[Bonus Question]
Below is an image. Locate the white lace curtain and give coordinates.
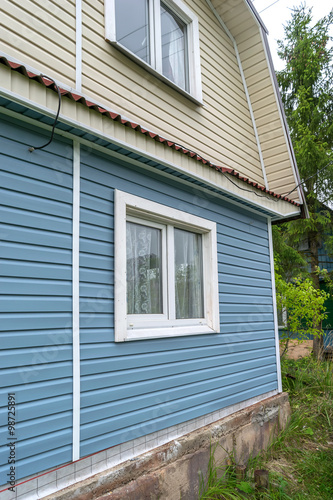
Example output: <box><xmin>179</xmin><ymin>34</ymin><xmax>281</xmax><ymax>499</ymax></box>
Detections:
<box><xmin>174</xmin><ymin>229</ymin><xmax>203</xmax><ymax>319</ymax></box>
<box><xmin>127</xmin><ymin>222</ymin><xmax>203</xmax><ymax>319</ymax></box>
<box><xmin>126</xmin><ymin>222</ymin><xmax>162</xmax><ymax>314</ymax></box>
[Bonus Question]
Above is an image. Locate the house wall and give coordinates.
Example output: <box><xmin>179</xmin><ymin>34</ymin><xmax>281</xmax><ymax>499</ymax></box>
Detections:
<box><xmin>0</xmin><ymin>66</ymin><xmax>300</xmax><ymax>221</ymax></box>
<box><xmin>1</xmin><ymin>0</ymin><xmax>266</xmax><ymax>186</ymax></box>
<box><xmin>0</xmin><ymin>0</ymin><xmax>304</xmax><ymax>205</ymax></box>
<box><xmin>211</xmin><ymin>0</ymin><xmax>301</xmax><ymax>203</ymax></box>
<box><xmin>1</xmin><ymin>0</ymin><xmax>76</xmax><ymax>88</ymax></box>
<box><xmin>0</xmin><ymin>115</ymin><xmax>279</xmax><ymax>485</ymax></box>
<box><xmin>81</xmin><ymin>0</ymin><xmax>263</xmax><ymax>183</ymax></box>
<box><xmin>0</xmin><ymin>118</ymin><xmax>74</xmax><ymax>480</ymax></box>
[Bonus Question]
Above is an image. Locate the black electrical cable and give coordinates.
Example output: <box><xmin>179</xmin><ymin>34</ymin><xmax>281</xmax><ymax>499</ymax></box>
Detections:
<box><xmin>28</xmin><ymin>75</ymin><xmax>61</xmax><ymax>152</ymax></box>
<box><xmin>220</xmin><ymin>170</ymin><xmax>280</xmax><ymax>202</ymax></box>
<box><xmin>173</xmin><ymin>143</ymin><xmax>281</xmax><ymax>202</ymax></box>
<box><xmin>174</xmin><ymin>142</ymin><xmax>333</xmax><ymax>206</ymax></box>
<box><xmin>283</xmin><ymin>160</ymin><xmax>333</xmax><ymax>198</ymax></box>
<box><xmin>25</xmin><ymin>73</ymin><xmax>322</xmax><ymax>207</ymax></box>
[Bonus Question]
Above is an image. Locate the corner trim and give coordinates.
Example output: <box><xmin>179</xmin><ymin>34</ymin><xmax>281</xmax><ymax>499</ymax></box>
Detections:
<box><xmin>268</xmin><ymin>219</ymin><xmax>282</xmax><ymax>393</ymax></box>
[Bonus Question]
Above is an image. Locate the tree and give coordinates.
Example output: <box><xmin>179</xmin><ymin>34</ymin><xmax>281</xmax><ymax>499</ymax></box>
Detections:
<box><xmin>276</xmin><ymin>5</ymin><xmax>333</xmax><ymax>358</ymax></box>
<box><xmin>272</xmin><ymin>225</ymin><xmax>308</xmax><ymax>282</ymax></box>
<box><xmin>275</xmin><ymin>270</ymin><xmax>328</xmax><ymax>357</ymax></box>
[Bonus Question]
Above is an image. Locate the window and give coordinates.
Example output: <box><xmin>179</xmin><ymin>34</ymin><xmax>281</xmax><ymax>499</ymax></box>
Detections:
<box><xmin>114</xmin><ymin>190</ymin><xmax>219</xmax><ymax>341</ymax></box>
<box><xmin>105</xmin><ymin>0</ymin><xmax>202</xmax><ymax>102</ymax></box>
<box><xmin>277</xmin><ymin>306</ymin><xmax>287</xmax><ymax>330</ymax></box>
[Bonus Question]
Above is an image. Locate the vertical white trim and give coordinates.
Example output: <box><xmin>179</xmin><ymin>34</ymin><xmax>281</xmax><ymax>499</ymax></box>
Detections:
<box><xmin>151</xmin><ymin>0</ymin><xmax>159</xmax><ymax>69</ymax></box>
<box><xmin>167</xmin><ymin>225</ymin><xmax>176</xmax><ymax>320</ymax></box>
<box><xmin>76</xmin><ymin>0</ymin><xmax>82</xmax><ymax>92</ymax></box>
<box><xmin>114</xmin><ymin>190</ymin><xmax>127</xmax><ymax>342</ymax></box>
<box><xmin>105</xmin><ymin>0</ymin><xmax>116</xmax><ymax>42</ymax></box>
<box><xmin>268</xmin><ymin>218</ymin><xmax>283</xmax><ymax>393</ymax></box>
<box><xmin>72</xmin><ymin>142</ymin><xmax>81</xmax><ymax>460</ymax></box>
<box><xmin>205</xmin><ymin>0</ymin><xmax>268</xmax><ymax>190</ymax></box>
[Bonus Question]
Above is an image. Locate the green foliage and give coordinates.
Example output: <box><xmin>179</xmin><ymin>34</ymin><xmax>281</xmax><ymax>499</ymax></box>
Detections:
<box><xmin>272</xmin><ymin>225</ymin><xmax>308</xmax><ymax>281</ymax></box>
<box><xmin>275</xmin><ymin>270</ymin><xmax>328</xmax><ymax>342</ymax></box>
<box><xmin>198</xmin><ymin>447</ymin><xmax>243</xmax><ymax>499</ymax></box>
<box><xmin>199</xmin><ymin>357</ymin><xmax>333</xmax><ymax>500</ymax></box>
<box><xmin>277</xmin><ymin>5</ymin><xmax>333</xmax><ymax>201</ymax></box>
<box><xmin>275</xmin><ymin>6</ymin><xmax>333</xmax><ymax>310</ymax></box>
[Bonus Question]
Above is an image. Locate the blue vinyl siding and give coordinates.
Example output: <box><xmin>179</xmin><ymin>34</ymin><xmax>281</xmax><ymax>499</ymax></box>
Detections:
<box><xmin>79</xmin><ymin>146</ymin><xmax>278</xmax><ymax>457</ymax></box>
<box><xmin>0</xmin><ymin>117</ymin><xmax>73</xmax><ymax>483</ymax></box>
<box><xmin>0</xmin><ymin>115</ymin><xmax>278</xmax><ymax>484</ymax></box>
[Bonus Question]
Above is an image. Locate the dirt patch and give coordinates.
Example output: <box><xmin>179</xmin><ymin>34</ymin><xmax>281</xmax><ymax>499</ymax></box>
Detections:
<box><xmin>280</xmin><ymin>340</ymin><xmax>313</xmax><ymax>360</ymax></box>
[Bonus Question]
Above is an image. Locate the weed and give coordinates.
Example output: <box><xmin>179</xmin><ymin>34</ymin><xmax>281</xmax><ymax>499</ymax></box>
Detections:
<box><xmin>199</xmin><ymin>356</ymin><xmax>333</xmax><ymax>500</ymax></box>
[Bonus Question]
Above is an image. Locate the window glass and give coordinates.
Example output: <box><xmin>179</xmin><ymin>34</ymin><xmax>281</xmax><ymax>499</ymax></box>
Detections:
<box><xmin>126</xmin><ymin>222</ymin><xmax>163</xmax><ymax>314</ymax></box>
<box><xmin>174</xmin><ymin>229</ymin><xmax>203</xmax><ymax>319</ymax></box>
<box><xmin>115</xmin><ymin>0</ymin><xmax>150</xmax><ymax>63</ymax></box>
<box><xmin>160</xmin><ymin>2</ymin><xmax>187</xmax><ymax>90</ymax></box>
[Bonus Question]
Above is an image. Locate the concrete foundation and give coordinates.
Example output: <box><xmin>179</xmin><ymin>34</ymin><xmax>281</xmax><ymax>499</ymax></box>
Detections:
<box><xmin>44</xmin><ymin>393</ymin><xmax>290</xmax><ymax>500</ymax></box>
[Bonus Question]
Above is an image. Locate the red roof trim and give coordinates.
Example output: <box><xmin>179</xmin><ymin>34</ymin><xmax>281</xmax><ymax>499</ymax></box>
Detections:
<box><xmin>0</xmin><ymin>56</ymin><xmax>300</xmax><ymax>207</ymax></box>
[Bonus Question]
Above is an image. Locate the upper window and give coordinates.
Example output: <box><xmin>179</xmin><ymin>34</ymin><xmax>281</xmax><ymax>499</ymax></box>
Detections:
<box><xmin>114</xmin><ymin>190</ymin><xmax>219</xmax><ymax>341</ymax></box>
<box><xmin>105</xmin><ymin>0</ymin><xmax>202</xmax><ymax>102</ymax></box>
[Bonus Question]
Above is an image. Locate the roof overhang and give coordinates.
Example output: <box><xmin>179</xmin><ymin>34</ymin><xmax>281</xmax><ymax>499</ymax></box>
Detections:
<box><xmin>207</xmin><ymin>0</ymin><xmax>308</xmax><ymax>219</ymax></box>
<box><xmin>0</xmin><ymin>55</ymin><xmax>304</xmax><ymax>222</ymax></box>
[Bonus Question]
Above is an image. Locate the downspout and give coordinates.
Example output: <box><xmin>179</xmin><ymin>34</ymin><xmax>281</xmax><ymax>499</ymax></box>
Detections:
<box><xmin>205</xmin><ymin>0</ymin><xmax>269</xmax><ymax>191</ymax></box>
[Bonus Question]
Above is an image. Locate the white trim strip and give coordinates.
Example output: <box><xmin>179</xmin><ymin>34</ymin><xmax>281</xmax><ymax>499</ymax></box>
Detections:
<box><xmin>205</xmin><ymin>0</ymin><xmax>269</xmax><ymax>191</ymax></box>
<box><xmin>268</xmin><ymin>219</ymin><xmax>282</xmax><ymax>393</ymax></box>
<box><xmin>76</xmin><ymin>0</ymin><xmax>82</xmax><ymax>92</ymax></box>
<box><xmin>72</xmin><ymin>141</ymin><xmax>81</xmax><ymax>461</ymax></box>
<box><xmin>0</xmin><ymin>95</ymin><xmax>300</xmax><ymax>221</ymax></box>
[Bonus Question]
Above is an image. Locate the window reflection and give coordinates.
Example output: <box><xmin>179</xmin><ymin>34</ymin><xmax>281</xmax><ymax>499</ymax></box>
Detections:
<box><xmin>161</xmin><ymin>3</ymin><xmax>188</xmax><ymax>90</ymax></box>
<box><xmin>115</xmin><ymin>0</ymin><xmax>150</xmax><ymax>63</ymax></box>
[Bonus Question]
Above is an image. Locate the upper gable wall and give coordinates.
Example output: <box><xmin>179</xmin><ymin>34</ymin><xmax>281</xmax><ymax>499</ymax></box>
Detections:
<box><xmin>81</xmin><ymin>0</ymin><xmax>264</xmax><ymax>184</ymax></box>
<box><xmin>212</xmin><ymin>0</ymin><xmax>301</xmax><ymax>203</ymax></box>
<box><xmin>0</xmin><ymin>0</ymin><xmax>266</xmax><ymax>187</ymax></box>
<box><xmin>1</xmin><ymin>0</ymin><xmax>76</xmax><ymax>88</ymax></box>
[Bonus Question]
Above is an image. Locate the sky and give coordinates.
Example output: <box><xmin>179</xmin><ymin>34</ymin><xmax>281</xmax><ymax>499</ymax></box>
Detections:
<box><xmin>251</xmin><ymin>0</ymin><xmax>333</xmax><ymax>70</ymax></box>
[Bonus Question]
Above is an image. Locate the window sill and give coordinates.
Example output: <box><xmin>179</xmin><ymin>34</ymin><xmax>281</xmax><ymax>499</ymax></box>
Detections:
<box><xmin>108</xmin><ymin>41</ymin><xmax>203</xmax><ymax>106</ymax></box>
<box><xmin>124</xmin><ymin>323</ymin><xmax>219</xmax><ymax>341</ymax></box>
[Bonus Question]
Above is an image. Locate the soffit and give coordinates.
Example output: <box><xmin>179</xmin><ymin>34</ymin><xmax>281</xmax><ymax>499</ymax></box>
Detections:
<box><xmin>0</xmin><ymin>55</ymin><xmax>301</xmax><ymax>212</ymax></box>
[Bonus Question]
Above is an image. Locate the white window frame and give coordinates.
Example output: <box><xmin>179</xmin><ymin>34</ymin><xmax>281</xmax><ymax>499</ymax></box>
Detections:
<box><xmin>105</xmin><ymin>0</ymin><xmax>203</xmax><ymax>104</ymax></box>
<box><xmin>114</xmin><ymin>190</ymin><xmax>219</xmax><ymax>341</ymax></box>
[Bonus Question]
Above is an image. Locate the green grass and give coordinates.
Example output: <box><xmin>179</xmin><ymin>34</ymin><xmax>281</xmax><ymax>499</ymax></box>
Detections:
<box><xmin>199</xmin><ymin>355</ymin><xmax>333</xmax><ymax>499</ymax></box>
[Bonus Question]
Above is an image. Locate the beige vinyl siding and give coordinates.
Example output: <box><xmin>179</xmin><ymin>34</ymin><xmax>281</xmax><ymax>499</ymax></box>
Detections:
<box><xmin>1</xmin><ymin>0</ymin><xmax>76</xmax><ymax>87</ymax></box>
<box><xmin>0</xmin><ymin>63</ymin><xmax>300</xmax><ymax>219</ymax></box>
<box><xmin>0</xmin><ymin>0</ymin><xmax>303</xmax><ymax>202</ymax></box>
<box><xmin>238</xmin><ymin>44</ymin><xmax>299</xmax><ymax>199</ymax></box>
<box><xmin>81</xmin><ymin>0</ymin><xmax>264</xmax><ymax>184</ymax></box>
<box><xmin>213</xmin><ymin>0</ymin><xmax>300</xmax><ymax>203</ymax></box>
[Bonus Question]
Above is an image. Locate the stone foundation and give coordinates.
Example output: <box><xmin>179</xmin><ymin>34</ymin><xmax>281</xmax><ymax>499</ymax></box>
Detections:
<box><xmin>43</xmin><ymin>393</ymin><xmax>290</xmax><ymax>500</ymax></box>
